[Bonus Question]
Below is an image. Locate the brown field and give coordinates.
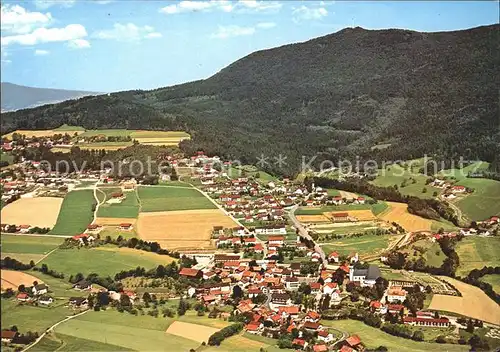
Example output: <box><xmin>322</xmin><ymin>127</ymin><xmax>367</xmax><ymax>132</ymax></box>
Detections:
<box><xmin>1</xmin><ymin>252</ymin><xmax>44</xmax><ymax>263</ymax></box>
<box><xmin>1</xmin><ymin>269</ymin><xmax>43</xmax><ymax>291</ymax></box>
<box><xmin>296</xmin><ymin>215</ymin><xmax>331</xmax><ymax>223</ymax></box>
<box><xmin>428</xmin><ymin>276</ymin><xmax>500</xmax><ymax>325</ymax></box>
<box><xmin>325</xmin><ymin>210</ymin><xmax>376</xmax><ymax>221</ymax></box>
<box><xmin>94</xmin><ymin>218</ymin><xmax>137</xmax><ymax>226</ymax></box>
<box><xmin>1</xmin><ymin>197</ymin><xmax>63</xmax><ymax>227</ymax></box>
<box><xmin>137</xmin><ymin>209</ymin><xmax>237</xmax><ymax>250</ymax></box>
<box><xmin>339</xmin><ymin>190</ymin><xmax>358</xmax><ymax>199</ymax></box>
<box><xmin>3</xmin><ymin>129</ymin><xmax>83</xmax><ymax>139</ymax></box>
<box><xmin>377</xmin><ymin>202</ymin><xmax>432</xmax><ymax>232</ymax></box>
<box><xmin>166</xmin><ymin>321</ymin><xmax>219</xmax><ymax>343</ymax></box>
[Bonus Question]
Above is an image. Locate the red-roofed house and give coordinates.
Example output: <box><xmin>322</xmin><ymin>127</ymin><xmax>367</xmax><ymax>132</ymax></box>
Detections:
<box><xmin>245</xmin><ymin>322</ymin><xmax>263</xmax><ymax>334</ymax></box>
<box><xmin>292</xmin><ymin>338</ymin><xmax>308</xmax><ymax>350</ymax></box>
<box><xmin>16</xmin><ymin>293</ymin><xmax>29</xmax><ymax>302</ymax></box>
<box><xmin>328</xmin><ymin>251</ymin><xmax>340</xmax><ymax>263</ymax></box>
<box><xmin>313</xmin><ymin>344</ymin><xmax>328</xmax><ymax>352</ymax></box>
<box><xmin>179</xmin><ymin>268</ymin><xmax>202</xmax><ymax>279</ymax></box>
<box><xmin>119</xmin><ymin>223</ymin><xmax>133</xmax><ymax>231</ymax></box>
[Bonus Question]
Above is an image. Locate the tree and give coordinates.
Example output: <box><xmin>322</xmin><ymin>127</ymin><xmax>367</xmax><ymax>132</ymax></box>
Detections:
<box><xmin>18</xmin><ymin>284</ymin><xmax>26</xmax><ymax>292</ymax></box>
<box><xmin>177</xmin><ymin>298</ymin><xmax>188</xmax><ymax>316</ymax></box>
<box><xmin>412</xmin><ymin>331</ymin><xmax>424</xmax><ymax>341</ymax></box>
<box><xmin>143</xmin><ymin>292</ymin><xmax>152</xmax><ymax>303</ymax></box>
<box><xmin>232</xmin><ymin>285</ymin><xmax>243</xmax><ymax>301</ymax></box>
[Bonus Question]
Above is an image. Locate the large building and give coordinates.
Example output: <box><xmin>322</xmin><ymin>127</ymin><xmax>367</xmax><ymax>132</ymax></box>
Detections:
<box><xmin>349</xmin><ymin>264</ymin><xmax>381</xmax><ymax>287</ymax></box>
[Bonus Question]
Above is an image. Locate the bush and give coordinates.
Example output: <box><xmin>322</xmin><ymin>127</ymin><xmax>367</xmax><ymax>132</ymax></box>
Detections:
<box><xmin>207</xmin><ymin>323</ymin><xmax>244</xmax><ymax>346</ymax></box>
<box><xmin>412</xmin><ymin>330</ymin><xmax>424</xmax><ymax>341</ymax></box>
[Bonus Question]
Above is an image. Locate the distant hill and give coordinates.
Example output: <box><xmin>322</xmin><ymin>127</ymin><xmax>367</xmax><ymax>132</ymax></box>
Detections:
<box><xmin>2</xmin><ymin>24</ymin><xmax>499</xmax><ymax>175</ymax></box>
<box><xmin>1</xmin><ymin>82</ymin><xmax>101</xmax><ymax>112</ymax></box>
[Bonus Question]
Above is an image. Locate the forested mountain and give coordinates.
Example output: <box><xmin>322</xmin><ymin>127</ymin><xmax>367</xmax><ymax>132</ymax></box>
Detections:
<box><xmin>2</xmin><ymin>25</ymin><xmax>499</xmax><ymax>175</ymax></box>
<box><xmin>1</xmin><ymin>83</ymin><xmax>100</xmax><ymax>112</ymax></box>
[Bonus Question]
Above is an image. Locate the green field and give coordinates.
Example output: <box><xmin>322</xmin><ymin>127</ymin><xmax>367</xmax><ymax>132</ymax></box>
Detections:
<box><xmin>401</xmin><ymin>239</ymin><xmax>446</xmax><ymax>268</ymax></box>
<box><xmin>455</xmin><ymin>178</ymin><xmax>500</xmax><ymax>221</ymax></box>
<box><xmin>296</xmin><ymin>203</ymin><xmax>377</xmax><ymax>215</ymax></box>
<box><xmin>321</xmin><ymin>234</ymin><xmax>391</xmax><ymax>257</ymax></box>
<box><xmin>137</xmin><ymin>186</ymin><xmax>216</xmax><ymax>212</ymax></box>
<box><xmin>227</xmin><ymin>165</ymin><xmax>279</xmax><ymax>182</ymax></box>
<box><xmin>315</xmin><ymin>224</ymin><xmax>383</xmax><ymax>237</ymax></box>
<box><xmin>437</xmin><ymin>161</ymin><xmax>490</xmax><ymax>181</ymax></box>
<box><xmin>1</xmin><ymin>235</ymin><xmax>63</xmax><ymax>255</ymax></box>
<box><xmin>96</xmin><ymin>188</ymin><xmax>139</xmax><ymax>218</ymax></box>
<box><xmin>54</xmin><ymin>124</ymin><xmax>86</xmax><ymax>132</ymax></box>
<box><xmin>455</xmin><ymin>237</ymin><xmax>500</xmax><ymax>276</ymax></box>
<box><xmin>0</xmin><ymin>151</ymin><xmax>14</xmax><ymax>165</ymax></box>
<box><xmin>481</xmin><ymin>274</ymin><xmax>500</xmax><ymax>293</ymax></box>
<box><xmin>31</xmin><ymin>332</ymin><xmax>133</xmax><ymax>352</ymax></box>
<box><xmin>39</xmin><ymin>246</ymin><xmax>176</xmax><ymax>277</ymax></box>
<box><xmin>321</xmin><ymin>320</ymin><xmax>468</xmax><ymax>352</ymax></box>
<box><xmin>50</xmin><ymin>190</ymin><xmax>95</xmax><ymax>236</ymax></box>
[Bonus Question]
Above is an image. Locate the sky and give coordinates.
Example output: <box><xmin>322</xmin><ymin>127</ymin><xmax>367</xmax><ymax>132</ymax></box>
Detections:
<box><xmin>1</xmin><ymin>0</ymin><xmax>498</xmax><ymax>92</ymax></box>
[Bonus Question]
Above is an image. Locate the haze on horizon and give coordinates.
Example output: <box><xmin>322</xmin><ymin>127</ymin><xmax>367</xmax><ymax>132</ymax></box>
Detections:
<box><xmin>1</xmin><ymin>0</ymin><xmax>498</xmax><ymax>92</ymax></box>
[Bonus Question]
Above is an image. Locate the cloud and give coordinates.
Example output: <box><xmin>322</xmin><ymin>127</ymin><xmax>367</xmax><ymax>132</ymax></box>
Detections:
<box><xmin>1</xmin><ymin>4</ymin><xmax>53</xmax><ymax>34</ymax></box>
<box><xmin>1</xmin><ymin>24</ymin><xmax>88</xmax><ymax>46</ymax></box>
<box><xmin>34</xmin><ymin>49</ymin><xmax>50</xmax><ymax>55</ymax></box>
<box><xmin>68</xmin><ymin>38</ymin><xmax>90</xmax><ymax>48</ymax></box>
<box><xmin>210</xmin><ymin>25</ymin><xmax>255</xmax><ymax>39</ymax></box>
<box><xmin>93</xmin><ymin>23</ymin><xmax>162</xmax><ymax>42</ymax></box>
<box><xmin>160</xmin><ymin>0</ymin><xmax>281</xmax><ymax>15</ymax></box>
<box><xmin>256</xmin><ymin>22</ymin><xmax>276</xmax><ymax>29</ymax></box>
<box><xmin>34</xmin><ymin>0</ymin><xmax>76</xmax><ymax>10</ymax></box>
<box><xmin>292</xmin><ymin>5</ymin><xmax>328</xmax><ymax>22</ymax></box>
<box><xmin>1</xmin><ymin>50</ymin><xmax>11</xmax><ymax>64</ymax></box>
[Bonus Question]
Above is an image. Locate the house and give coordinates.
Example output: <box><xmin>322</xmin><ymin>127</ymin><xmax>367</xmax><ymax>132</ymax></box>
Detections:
<box><xmin>328</xmin><ymin>251</ymin><xmax>340</xmax><ymax>263</ymax></box>
<box><xmin>69</xmin><ymin>297</ymin><xmax>88</xmax><ymax>308</ymax></box>
<box><xmin>270</xmin><ymin>293</ymin><xmax>291</xmax><ymax>309</ymax></box>
<box><xmin>18</xmin><ymin>224</ymin><xmax>31</xmax><ymax>233</ymax></box>
<box><xmin>349</xmin><ymin>264</ymin><xmax>381</xmax><ymax>287</ymax></box>
<box><xmin>304</xmin><ymin>311</ymin><xmax>321</xmax><ymax>323</ymax></box>
<box><xmin>403</xmin><ymin>315</ymin><xmax>450</xmax><ymax>327</ymax></box>
<box><xmin>386</xmin><ymin>286</ymin><xmax>407</xmax><ymax>303</ymax></box>
<box><xmin>16</xmin><ymin>293</ymin><xmax>29</xmax><ymax>302</ymax></box>
<box><xmin>245</xmin><ymin>322</ymin><xmax>263</xmax><ymax>334</ymax></box>
<box><xmin>277</xmin><ymin>305</ymin><xmax>300</xmax><ymax>318</ymax></box>
<box><xmin>86</xmin><ymin>224</ymin><xmax>102</xmax><ymax>233</ymax></box>
<box><xmin>292</xmin><ymin>338</ymin><xmax>308</xmax><ymax>350</ymax></box>
<box><xmin>32</xmin><ymin>283</ymin><xmax>48</xmax><ymax>296</ymax></box>
<box><xmin>255</xmin><ymin>227</ymin><xmax>286</xmax><ymax>235</ymax></box>
<box><xmin>73</xmin><ymin>280</ymin><xmax>92</xmax><ymax>291</ymax></box>
<box><xmin>303</xmin><ymin>321</ymin><xmax>322</xmax><ymax>331</ymax></box>
<box><xmin>451</xmin><ymin>185</ymin><xmax>466</xmax><ymax>193</ymax></box>
<box><xmin>331</xmin><ymin>213</ymin><xmax>350</xmax><ymax>222</ymax></box>
<box><xmin>179</xmin><ymin>268</ymin><xmax>202</xmax><ymax>279</ymax></box>
<box><xmin>38</xmin><ymin>296</ymin><xmax>54</xmax><ymax>305</ymax></box>
<box><xmin>1</xmin><ymin>330</ymin><xmax>17</xmax><ymax>343</ymax></box>
<box><xmin>343</xmin><ymin>334</ymin><xmax>364</xmax><ymax>351</ymax></box>
<box><xmin>317</xmin><ymin>329</ymin><xmax>334</xmax><ymax>343</ymax></box>
<box><xmin>284</xmin><ymin>276</ymin><xmax>300</xmax><ymax>290</ymax></box>
<box><xmin>313</xmin><ymin>344</ymin><xmax>328</xmax><ymax>352</ymax></box>
<box><xmin>323</xmin><ymin>282</ymin><xmax>338</xmax><ymax>296</ymax></box>
<box><xmin>387</xmin><ymin>304</ymin><xmax>405</xmax><ymax>315</ymax></box>
<box><xmin>119</xmin><ymin>223</ymin><xmax>133</xmax><ymax>231</ymax></box>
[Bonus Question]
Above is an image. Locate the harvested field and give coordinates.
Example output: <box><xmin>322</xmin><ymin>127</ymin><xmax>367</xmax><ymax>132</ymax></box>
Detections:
<box><xmin>166</xmin><ymin>321</ymin><xmax>219</xmax><ymax>343</ymax></box>
<box><xmin>296</xmin><ymin>215</ymin><xmax>331</xmax><ymax>223</ymax></box>
<box><xmin>377</xmin><ymin>202</ymin><xmax>432</xmax><ymax>232</ymax></box>
<box><xmin>325</xmin><ymin>210</ymin><xmax>376</xmax><ymax>221</ymax></box>
<box><xmin>428</xmin><ymin>276</ymin><xmax>500</xmax><ymax>325</ymax></box>
<box><xmin>1</xmin><ymin>269</ymin><xmax>43</xmax><ymax>290</ymax></box>
<box><xmin>339</xmin><ymin>190</ymin><xmax>358</xmax><ymax>200</ymax></box>
<box><xmin>94</xmin><ymin>217</ymin><xmax>137</xmax><ymax>226</ymax></box>
<box><xmin>137</xmin><ymin>209</ymin><xmax>237</xmax><ymax>250</ymax></box>
<box><xmin>3</xmin><ymin>129</ymin><xmax>83</xmax><ymax>139</ymax></box>
<box><xmin>1</xmin><ymin>197</ymin><xmax>63</xmax><ymax>228</ymax></box>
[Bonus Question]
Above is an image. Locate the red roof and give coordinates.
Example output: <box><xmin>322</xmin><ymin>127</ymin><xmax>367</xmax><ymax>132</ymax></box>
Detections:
<box><xmin>245</xmin><ymin>323</ymin><xmax>261</xmax><ymax>331</ymax></box>
<box><xmin>16</xmin><ymin>293</ymin><xmax>28</xmax><ymax>299</ymax></box>
<box><xmin>346</xmin><ymin>335</ymin><xmax>362</xmax><ymax>347</ymax></box>
<box><xmin>318</xmin><ymin>330</ymin><xmax>329</xmax><ymax>337</ymax></box>
<box><xmin>370</xmin><ymin>300</ymin><xmax>382</xmax><ymax>309</ymax></box>
<box><xmin>332</xmin><ymin>212</ymin><xmax>349</xmax><ymax>217</ymax></box>
<box><xmin>72</xmin><ymin>233</ymin><xmax>89</xmax><ymax>240</ymax></box>
<box><xmin>307</xmin><ymin>311</ymin><xmax>321</xmax><ymax>319</ymax></box>
<box><xmin>1</xmin><ymin>330</ymin><xmax>17</xmax><ymax>339</ymax></box>
<box><xmin>403</xmin><ymin>316</ymin><xmax>449</xmax><ymax>324</ymax></box>
<box><xmin>87</xmin><ymin>224</ymin><xmax>100</xmax><ymax>230</ymax></box>
<box><xmin>268</xmin><ymin>236</ymin><xmax>284</xmax><ymax>241</ymax></box>
<box><xmin>328</xmin><ymin>251</ymin><xmax>339</xmax><ymax>258</ymax></box>
<box><xmin>313</xmin><ymin>345</ymin><xmax>328</xmax><ymax>352</ymax></box>
<box><xmin>119</xmin><ymin>223</ymin><xmax>132</xmax><ymax>227</ymax></box>
<box><xmin>278</xmin><ymin>306</ymin><xmax>299</xmax><ymax>315</ymax></box>
<box><xmin>179</xmin><ymin>268</ymin><xmax>201</xmax><ymax>277</ymax></box>
<box><xmin>310</xmin><ymin>282</ymin><xmax>321</xmax><ymax>289</ymax></box>
<box><xmin>292</xmin><ymin>338</ymin><xmax>306</xmax><ymax>347</ymax></box>
<box><xmin>340</xmin><ymin>346</ymin><xmax>355</xmax><ymax>352</ymax></box>
<box><xmin>303</xmin><ymin>321</ymin><xmax>320</xmax><ymax>330</ymax></box>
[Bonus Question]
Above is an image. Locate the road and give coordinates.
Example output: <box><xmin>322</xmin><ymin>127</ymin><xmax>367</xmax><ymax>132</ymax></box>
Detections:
<box><xmin>288</xmin><ymin>205</ymin><xmax>327</xmax><ymax>267</ymax></box>
<box><xmin>22</xmin><ymin>309</ymin><xmax>89</xmax><ymax>352</ymax></box>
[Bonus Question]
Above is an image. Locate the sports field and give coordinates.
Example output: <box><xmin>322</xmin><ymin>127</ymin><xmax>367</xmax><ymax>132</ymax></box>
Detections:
<box><xmin>1</xmin><ymin>197</ymin><xmax>63</xmax><ymax>228</ymax></box>
<box><xmin>377</xmin><ymin>202</ymin><xmax>432</xmax><ymax>232</ymax></box>
<box><xmin>455</xmin><ymin>178</ymin><xmax>500</xmax><ymax>221</ymax></box>
<box><xmin>455</xmin><ymin>237</ymin><xmax>500</xmax><ymax>276</ymax></box>
<box><xmin>320</xmin><ymin>319</ymin><xmax>467</xmax><ymax>352</ymax></box>
<box><xmin>1</xmin><ymin>269</ymin><xmax>43</xmax><ymax>290</ymax></box>
<box><xmin>96</xmin><ymin>187</ymin><xmax>139</xmax><ymax>218</ymax></box>
<box><xmin>137</xmin><ymin>209</ymin><xmax>237</xmax><ymax>250</ymax></box>
<box><xmin>137</xmin><ymin>186</ymin><xmax>216</xmax><ymax>212</ymax></box>
<box><xmin>50</xmin><ymin>190</ymin><xmax>95</xmax><ymax>236</ymax></box>
<box><xmin>39</xmin><ymin>246</ymin><xmax>176</xmax><ymax>277</ymax></box>
<box><xmin>429</xmin><ymin>276</ymin><xmax>500</xmax><ymax>325</ymax></box>
<box><xmin>1</xmin><ymin>235</ymin><xmax>63</xmax><ymax>263</ymax></box>
<box><xmin>321</xmin><ymin>234</ymin><xmax>390</xmax><ymax>257</ymax></box>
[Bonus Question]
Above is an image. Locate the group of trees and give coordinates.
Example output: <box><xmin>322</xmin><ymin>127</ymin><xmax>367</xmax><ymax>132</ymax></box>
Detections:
<box><xmin>460</xmin><ymin>266</ymin><xmax>500</xmax><ymax>304</ymax></box>
<box><xmin>101</xmin><ymin>235</ymin><xmax>181</xmax><ymax>258</ymax></box>
<box><xmin>32</xmin><ymin>263</ymin><xmax>64</xmax><ymax>279</ymax></box>
<box><xmin>207</xmin><ymin>323</ymin><xmax>244</xmax><ymax>346</ymax></box>
<box><xmin>0</xmin><ymin>257</ymin><xmax>34</xmax><ymax>271</ymax></box>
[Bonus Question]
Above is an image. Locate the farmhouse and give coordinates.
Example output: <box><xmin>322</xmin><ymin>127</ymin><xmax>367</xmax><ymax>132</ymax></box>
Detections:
<box><xmin>32</xmin><ymin>283</ymin><xmax>48</xmax><ymax>296</ymax></box>
<box><xmin>16</xmin><ymin>293</ymin><xmax>29</xmax><ymax>302</ymax></box>
<box><xmin>69</xmin><ymin>297</ymin><xmax>88</xmax><ymax>308</ymax></box>
<box><xmin>39</xmin><ymin>296</ymin><xmax>54</xmax><ymax>305</ymax></box>
<box><xmin>119</xmin><ymin>223</ymin><xmax>133</xmax><ymax>231</ymax></box>
<box><xmin>1</xmin><ymin>330</ymin><xmax>17</xmax><ymax>343</ymax></box>
<box><xmin>179</xmin><ymin>268</ymin><xmax>202</xmax><ymax>279</ymax></box>
<box><xmin>328</xmin><ymin>251</ymin><xmax>340</xmax><ymax>263</ymax></box>
<box><xmin>73</xmin><ymin>280</ymin><xmax>92</xmax><ymax>291</ymax></box>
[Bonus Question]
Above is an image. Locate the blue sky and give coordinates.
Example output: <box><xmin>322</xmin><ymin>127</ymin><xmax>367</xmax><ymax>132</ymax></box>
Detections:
<box><xmin>1</xmin><ymin>0</ymin><xmax>498</xmax><ymax>92</ymax></box>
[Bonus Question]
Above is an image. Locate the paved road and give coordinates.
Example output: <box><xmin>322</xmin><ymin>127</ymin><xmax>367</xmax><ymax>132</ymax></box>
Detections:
<box><xmin>288</xmin><ymin>205</ymin><xmax>327</xmax><ymax>267</ymax></box>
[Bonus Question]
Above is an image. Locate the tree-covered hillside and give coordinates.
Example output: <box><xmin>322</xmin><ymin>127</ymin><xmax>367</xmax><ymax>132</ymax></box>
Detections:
<box><xmin>2</xmin><ymin>24</ymin><xmax>499</xmax><ymax>175</ymax></box>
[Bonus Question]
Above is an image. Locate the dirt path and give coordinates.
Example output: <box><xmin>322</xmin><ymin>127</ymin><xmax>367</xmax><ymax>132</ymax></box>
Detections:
<box><xmin>35</xmin><ymin>247</ymin><xmax>59</xmax><ymax>265</ymax></box>
<box><xmin>91</xmin><ymin>186</ymin><xmax>106</xmax><ymax>225</ymax></box>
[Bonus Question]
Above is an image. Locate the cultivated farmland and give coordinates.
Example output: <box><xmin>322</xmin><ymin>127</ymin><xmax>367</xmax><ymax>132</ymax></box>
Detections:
<box><xmin>1</xmin><ymin>235</ymin><xmax>63</xmax><ymax>263</ymax></box>
<box><xmin>429</xmin><ymin>276</ymin><xmax>500</xmax><ymax>325</ymax></box>
<box><xmin>50</xmin><ymin>190</ymin><xmax>95</xmax><ymax>236</ymax></box>
<box><xmin>96</xmin><ymin>187</ymin><xmax>139</xmax><ymax>218</ymax></box>
<box><xmin>455</xmin><ymin>237</ymin><xmax>500</xmax><ymax>276</ymax></box>
<box><xmin>1</xmin><ymin>269</ymin><xmax>43</xmax><ymax>290</ymax></box>
<box><xmin>2</xmin><ymin>125</ymin><xmax>85</xmax><ymax>139</ymax></box>
<box><xmin>377</xmin><ymin>202</ymin><xmax>432</xmax><ymax>232</ymax></box>
<box><xmin>166</xmin><ymin>321</ymin><xmax>218</xmax><ymax>343</ymax></box>
<box><xmin>137</xmin><ymin>186</ymin><xmax>216</xmax><ymax>212</ymax></box>
<box><xmin>137</xmin><ymin>209</ymin><xmax>237</xmax><ymax>250</ymax></box>
<box><xmin>1</xmin><ymin>197</ymin><xmax>63</xmax><ymax>228</ymax></box>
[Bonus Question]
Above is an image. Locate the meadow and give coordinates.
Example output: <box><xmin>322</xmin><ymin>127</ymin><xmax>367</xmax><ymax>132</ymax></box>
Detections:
<box><xmin>137</xmin><ymin>186</ymin><xmax>216</xmax><ymax>212</ymax></box>
<box><xmin>0</xmin><ymin>235</ymin><xmax>64</xmax><ymax>262</ymax></box>
<box><xmin>96</xmin><ymin>187</ymin><xmax>139</xmax><ymax>218</ymax></box>
<box><xmin>320</xmin><ymin>319</ymin><xmax>468</xmax><ymax>352</ymax></box>
<box><xmin>39</xmin><ymin>246</ymin><xmax>176</xmax><ymax>277</ymax></box>
<box><xmin>400</xmin><ymin>239</ymin><xmax>446</xmax><ymax>268</ymax></box>
<box><xmin>454</xmin><ymin>178</ymin><xmax>500</xmax><ymax>221</ymax></box>
<box><xmin>321</xmin><ymin>234</ymin><xmax>391</xmax><ymax>258</ymax></box>
<box><xmin>480</xmin><ymin>274</ymin><xmax>500</xmax><ymax>293</ymax></box>
<box><xmin>455</xmin><ymin>237</ymin><xmax>500</xmax><ymax>276</ymax></box>
<box><xmin>50</xmin><ymin>190</ymin><xmax>95</xmax><ymax>236</ymax></box>
<box><xmin>295</xmin><ymin>203</ymin><xmax>378</xmax><ymax>215</ymax></box>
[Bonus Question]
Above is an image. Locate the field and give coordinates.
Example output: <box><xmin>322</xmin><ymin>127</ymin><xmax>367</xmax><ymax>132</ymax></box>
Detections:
<box><xmin>454</xmin><ymin>178</ymin><xmax>500</xmax><ymax>221</ymax></box>
<box><xmin>377</xmin><ymin>202</ymin><xmax>432</xmax><ymax>232</ymax></box>
<box><xmin>39</xmin><ymin>246</ymin><xmax>176</xmax><ymax>277</ymax></box>
<box><xmin>2</xmin><ymin>125</ymin><xmax>85</xmax><ymax>139</ymax></box>
<box><xmin>137</xmin><ymin>209</ymin><xmax>237</xmax><ymax>250</ymax></box>
<box><xmin>321</xmin><ymin>319</ymin><xmax>467</xmax><ymax>352</ymax></box>
<box><xmin>429</xmin><ymin>276</ymin><xmax>500</xmax><ymax>325</ymax></box>
<box><xmin>50</xmin><ymin>190</ymin><xmax>95</xmax><ymax>236</ymax></box>
<box><xmin>400</xmin><ymin>239</ymin><xmax>446</xmax><ymax>268</ymax></box>
<box><xmin>455</xmin><ymin>237</ymin><xmax>500</xmax><ymax>276</ymax></box>
<box><xmin>481</xmin><ymin>274</ymin><xmax>500</xmax><ymax>293</ymax></box>
<box><xmin>96</xmin><ymin>187</ymin><xmax>139</xmax><ymax>218</ymax></box>
<box><xmin>296</xmin><ymin>204</ymin><xmax>375</xmax><ymax>215</ymax></box>
<box><xmin>31</xmin><ymin>332</ymin><xmax>133</xmax><ymax>352</ymax></box>
<box><xmin>371</xmin><ymin>163</ymin><xmax>441</xmax><ymax>199</ymax></box>
<box><xmin>321</xmin><ymin>234</ymin><xmax>391</xmax><ymax>258</ymax></box>
<box><xmin>1</xmin><ymin>269</ymin><xmax>43</xmax><ymax>290</ymax></box>
<box><xmin>1</xmin><ymin>197</ymin><xmax>63</xmax><ymax>228</ymax></box>
<box><xmin>1</xmin><ymin>235</ymin><xmax>63</xmax><ymax>263</ymax></box>
<box><xmin>166</xmin><ymin>321</ymin><xmax>218</xmax><ymax>344</ymax></box>
<box><xmin>326</xmin><ymin>209</ymin><xmax>377</xmax><ymax>221</ymax></box>
<box><xmin>137</xmin><ymin>186</ymin><xmax>216</xmax><ymax>212</ymax></box>
<box><xmin>296</xmin><ymin>215</ymin><xmax>331</xmax><ymax>223</ymax></box>
<box><xmin>77</xmin><ymin>129</ymin><xmax>190</xmax><ymax>149</ymax></box>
